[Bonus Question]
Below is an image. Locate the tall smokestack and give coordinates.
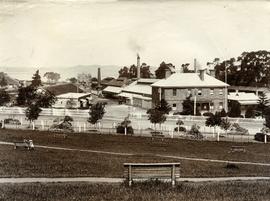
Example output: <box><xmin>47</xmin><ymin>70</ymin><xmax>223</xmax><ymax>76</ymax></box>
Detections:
<box><xmin>98</xmin><ymin>67</ymin><xmax>101</xmax><ymax>88</ymax></box>
<box><xmin>194</xmin><ymin>58</ymin><xmax>197</xmax><ymax>73</ymax></box>
<box><xmin>137</xmin><ymin>53</ymin><xmax>140</xmax><ymax>79</ymax></box>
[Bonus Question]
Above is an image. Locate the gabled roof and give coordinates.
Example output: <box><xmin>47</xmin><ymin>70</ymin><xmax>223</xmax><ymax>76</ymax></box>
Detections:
<box><xmin>44</xmin><ymin>83</ymin><xmax>84</xmax><ymax>96</ymax></box>
<box><xmin>122</xmin><ymin>81</ymin><xmax>152</xmax><ymax>96</ymax></box>
<box><xmin>151</xmin><ymin>73</ymin><xmax>228</xmax><ymax>88</ymax></box>
<box><xmin>57</xmin><ymin>92</ymin><xmax>91</xmax><ymax>99</ymax></box>
<box><xmin>103</xmin><ymin>86</ymin><xmax>122</xmax><ymax>94</ymax></box>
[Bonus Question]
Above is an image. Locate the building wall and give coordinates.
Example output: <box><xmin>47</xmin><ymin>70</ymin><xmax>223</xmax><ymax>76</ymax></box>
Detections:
<box><xmin>152</xmin><ymin>87</ymin><xmax>227</xmax><ymax>113</ymax></box>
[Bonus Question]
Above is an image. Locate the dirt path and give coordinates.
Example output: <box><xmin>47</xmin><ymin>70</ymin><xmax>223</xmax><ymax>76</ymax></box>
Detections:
<box><xmin>2</xmin><ymin>141</ymin><xmax>270</xmax><ymax>167</ymax></box>
<box><xmin>0</xmin><ymin>177</ymin><xmax>270</xmax><ymax>184</ymax></box>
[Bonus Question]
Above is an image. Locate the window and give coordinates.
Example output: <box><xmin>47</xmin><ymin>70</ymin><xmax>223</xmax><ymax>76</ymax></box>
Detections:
<box><xmin>172</xmin><ymin>103</ymin><xmax>177</xmax><ymax>110</ymax></box>
<box><xmin>219</xmin><ymin>102</ymin><xmax>223</xmax><ymax>110</ymax></box>
<box><xmin>210</xmin><ymin>103</ymin><xmax>214</xmax><ymax>110</ymax></box>
<box><xmin>210</xmin><ymin>88</ymin><xmax>214</xmax><ymax>95</ymax></box>
<box><xmin>219</xmin><ymin>89</ymin><xmax>223</xmax><ymax>95</ymax></box>
<box><xmin>197</xmin><ymin>89</ymin><xmax>202</xmax><ymax>96</ymax></box>
<box><xmin>173</xmin><ymin>89</ymin><xmax>177</xmax><ymax>96</ymax></box>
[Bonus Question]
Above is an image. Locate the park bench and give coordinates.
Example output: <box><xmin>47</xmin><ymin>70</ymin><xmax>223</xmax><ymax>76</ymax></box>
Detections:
<box><xmin>230</xmin><ymin>146</ymin><xmax>246</xmax><ymax>153</ymax></box>
<box><xmin>53</xmin><ymin>133</ymin><xmax>67</xmax><ymax>139</ymax></box>
<box><xmin>151</xmin><ymin>132</ymin><xmax>165</xmax><ymax>140</ymax></box>
<box><xmin>14</xmin><ymin>139</ymin><xmax>34</xmax><ymax>150</ymax></box>
<box><xmin>123</xmin><ymin>162</ymin><xmax>180</xmax><ymax>186</ymax></box>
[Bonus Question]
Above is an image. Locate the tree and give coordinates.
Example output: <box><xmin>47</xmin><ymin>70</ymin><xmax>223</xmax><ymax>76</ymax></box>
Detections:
<box><xmin>118</xmin><ymin>63</ymin><xmax>152</xmax><ymax>79</ymax></box>
<box><xmin>257</xmin><ymin>92</ymin><xmax>269</xmax><ymax>117</ymax></box>
<box><xmin>44</xmin><ymin>72</ymin><xmax>60</xmax><ymax>83</ymax></box>
<box><xmin>228</xmin><ymin>100</ymin><xmax>241</xmax><ymax>117</ymax></box>
<box><xmin>181</xmin><ymin>63</ymin><xmax>193</xmax><ymax>73</ymax></box>
<box><xmin>245</xmin><ymin>106</ymin><xmax>256</xmax><ymax>118</ymax></box>
<box><xmin>214</xmin><ymin>51</ymin><xmax>270</xmax><ymax>86</ymax></box>
<box><xmin>118</xmin><ymin>66</ymin><xmax>129</xmax><ymax>78</ymax></box>
<box><xmin>205</xmin><ymin>112</ymin><xmax>222</xmax><ymax>133</ymax></box>
<box><xmin>31</xmin><ymin>70</ymin><xmax>42</xmax><ymax>88</ymax></box>
<box><xmin>25</xmin><ymin>103</ymin><xmax>42</xmax><ymax>123</ymax></box>
<box><xmin>36</xmin><ymin>90</ymin><xmax>56</xmax><ymax>108</ymax></box>
<box><xmin>155</xmin><ymin>62</ymin><xmax>175</xmax><ymax>79</ymax></box>
<box><xmin>68</xmin><ymin>77</ymin><xmax>78</xmax><ymax>84</ymax></box>
<box><xmin>220</xmin><ymin>109</ymin><xmax>227</xmax><ymax>117</ymax></box>
<box><xmin>147</xmin><ymin>108</ymin><xmax>166</xmax><ymax>132</ymax></box>
<box><xmin>220</xmin><ymin>117</ymin><xmax>231</xmax><ymax>135</ymax></box>
<box><xmin>157</xmin><ymin>99</ymin><xmax>172</xmax><ymax>114</ymax></box>
<box><xmin>16</xmin><ymin>85</ymin><xmax>36</xmax><ymax>106</ymax></box>
<box><xmin>0</xmin><ymin>77</ymin><xmax>7</xmax><ymax>87</ymax></box>
<box><xmin>0</xmin><ymin>90</ymin><xmax>10</xmax><ymax>106</ymax></box>
<box><xmin>180</xmin><ymin>95</ymin><xmax>199</xmax><ymax>115</ymax></box>
<box><xmin>264</xmin><ymin>107</ymin><xmax>270</xmax><ymax>129</ymax></box>
<box><xmin>88</xmin><ymin>102</ymin><xmax>106</xmax><ymax>127</ymax></box>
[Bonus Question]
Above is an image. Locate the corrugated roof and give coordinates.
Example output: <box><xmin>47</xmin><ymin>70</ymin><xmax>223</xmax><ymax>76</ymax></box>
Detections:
<box><xmin>151</xmin><ymin>73</ymin><xmax>228</xmax><ymax>88</ymax></box>
<box><xmin>45</xmin><ymin>83</ymin><xmax>84</xmax><ymax>95</ymax></box>
<box><xmin>228</xmin><ymin>92</ymin><xmax>259</xmax><ymax>102</ymax></box>
<box><xmin>122</xmin><ymin>81</ymin><xmax>152</xmax><ymax>95</ymax></box>
<box><xmin>103</xmin><ymin>86</ymin><xmax>122</xmax><ymax>94</ymax></box>
<box><xmin>57</xmin><ymin>92</ymin><xmax>91</xmax><ymax>99</ymax></box>
<box><xmin>118</xmin><ymin>92</ymin><xmax>151</xmax><ymax>100</ymax></box>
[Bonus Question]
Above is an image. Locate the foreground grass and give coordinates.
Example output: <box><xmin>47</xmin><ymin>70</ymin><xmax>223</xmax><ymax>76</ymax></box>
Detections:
<box><xmin>1</xmin><ymin>180</ymin><xmax>270</xmax><ymax>201</ymax></box>
<box><xmin>1</xmin><ymin>145</ymin><xmax>270</xmax><ymax>178</ymax></box>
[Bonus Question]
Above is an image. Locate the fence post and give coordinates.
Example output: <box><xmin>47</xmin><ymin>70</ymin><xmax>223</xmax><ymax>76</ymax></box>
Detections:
<box><xmin>78</xmin><ymin>122</ymin><xmax>81</xmax><ymax>133</ymax></box>
<box><xmin>41</xmin><ymin>120</ymin><xmax>44</xmax><ymax>130</ymax></box>
<box><xmin>264</xmin><ymin>134</ymin><xmax>267</xmax><ymax>144</ymax></box>
<box><xmin>32</xmin><ymin>122</ymin><xmax>35</xmax><ymax>130</ymax></box>
<box><xmin>83</xmin><ymin>123</ymin><xmax>86</xmax><ymax>132</ymax></box>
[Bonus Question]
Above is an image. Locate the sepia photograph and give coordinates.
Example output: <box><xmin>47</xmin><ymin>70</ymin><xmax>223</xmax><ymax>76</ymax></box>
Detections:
<box><xmin>0</xmin><ymin>0</ymin><xmax>270</xmax><ymax>200</ymax></box>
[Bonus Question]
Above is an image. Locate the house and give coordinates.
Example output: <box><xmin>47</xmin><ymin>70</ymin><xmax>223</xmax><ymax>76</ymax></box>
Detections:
<box><xmin>118</xmin><ymin>78</ymin><xmax>160</xmax><ymax>109</ymax></box>
<box><xmin>151</xmin><ymin>69</ymin><xmax>229</xmax><ymax>114</ymax></box>
<box><xmin>228</xmin><ymin>92</ymin><xmax>259</xmax><ymax>116</ymax></box>
<box><xmin>53</xmin><ymin>92</ymin><xmax>92</xmax><ymax>109</ymax></box>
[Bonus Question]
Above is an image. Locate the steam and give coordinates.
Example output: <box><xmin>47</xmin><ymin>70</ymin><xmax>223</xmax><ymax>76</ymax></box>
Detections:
<box><xmin>128</xmin><ymin>37</ymin><xmax>144</xmax><ymax>53</ymax></box>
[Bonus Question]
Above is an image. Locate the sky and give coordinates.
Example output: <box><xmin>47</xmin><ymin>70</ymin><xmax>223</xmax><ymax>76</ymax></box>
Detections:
<box><xmin>0</xmin><ymin>0</ymin><xmax>270</xmax><ymax>72</ymax></box>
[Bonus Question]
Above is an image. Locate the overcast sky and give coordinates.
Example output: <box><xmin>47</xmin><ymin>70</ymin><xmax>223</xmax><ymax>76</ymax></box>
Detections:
<box><xmin>0</xmin><ymin>0</ymin><xmax>270</xmax><ymax>69</ymax></box>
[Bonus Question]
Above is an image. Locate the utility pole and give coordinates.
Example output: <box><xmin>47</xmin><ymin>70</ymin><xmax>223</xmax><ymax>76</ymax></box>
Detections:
<box><xmin>224</xmin><ymin>61</ymin><xmax>228</xmax><ymax>113</ymax></box>
<box><xmin>194</xmin><ymin>88</ymin><xmax>197</xmax><ymax>116</ymax></box>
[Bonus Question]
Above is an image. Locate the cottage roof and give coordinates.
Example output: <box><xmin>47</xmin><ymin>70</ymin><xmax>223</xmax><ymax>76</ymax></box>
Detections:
<box><xmin>103</xmin><ymin>86</ymin><xmax>122</xmax><ymax>94</ymax></box>
<box><xmin>56</xmin><ymin>92</ymin><xmax>91</xmax><ymax>99</ymax></box>
<box><xmin>228</xmin><ymin>92</ymin><xmax>259</xmax><ymax>105</ymax></box>
<box><xmin>151</xmin><ymin>73</ymin><xmax>228</xmax><ymax>88</ymax></box>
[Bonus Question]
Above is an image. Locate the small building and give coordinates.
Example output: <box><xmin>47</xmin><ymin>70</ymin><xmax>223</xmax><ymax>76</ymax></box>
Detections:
<box><xmin>44</xmin><ymin>83</ymin><xmax>84</xmax><ymax>96</ymax></box>
<box><xmin>102</xmin><ymin>86</ymin><xmax>123</xmax><ymax>98</ymax></box>
<box><xmin>151</xmin><ymin>70</ymin><xmax>229</xmax><ymax>114</ymax></box>
<box><xmin>228</xmin><ymin>92</ymin><xmax>259</xmax><ymax>116</ymax></box>
<box><xmin>118</xmin><ymin>78</ymin><xmax>160</xmax><ymax>109</ymax></box>
<box><xmin>53</xmin><ymin>93</ymin><xmax>92</xmax><ymax>109</ymax></box>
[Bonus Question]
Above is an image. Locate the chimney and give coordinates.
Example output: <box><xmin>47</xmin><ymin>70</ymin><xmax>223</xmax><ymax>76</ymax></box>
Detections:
<box><xmin>199</xmin><ymin>69</ymin><xmax>206</xmax><ymax>81</ymax></box>
<box><xmin>194</xmin><ymin>58</ymin><xmax>197</xmax><ymax>73</ymax></box>
<box><xmin>97</xmin><ymin>67</ymin><xmax>101</xmax><ymax>88</ymax></box>
<box><xmin>137</xmin><ymin>53</ymin><xmax>140</xmax><ymax>80</ymax></box>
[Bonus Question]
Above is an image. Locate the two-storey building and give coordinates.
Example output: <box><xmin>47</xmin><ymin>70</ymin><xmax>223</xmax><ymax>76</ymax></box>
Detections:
<box><xmin>151</xmin><ymin>69</ymin><xmax>229</xmax><ymax>114</ymax></box>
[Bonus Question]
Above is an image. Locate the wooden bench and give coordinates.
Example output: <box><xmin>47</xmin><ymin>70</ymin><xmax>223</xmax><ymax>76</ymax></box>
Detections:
<box><xmin>124</xmin><ymin>162</ymin><xmax>180</xmax><ymax>186</ymax></box>
<box><xmin>53</xmin><ymin>133</ymin><xmax>67</xmax><ymax>139</ymax></box>
<box><xmin>14</xmin><ymin>139</ymin><xmax>34</xmax><ymax>150</ymax></box>
<box><xmin>151</xmin><ymin>132</ymin><xmax>165</xmax><ymax>140</ymax></box>
<box><xmin>230</xmin><ymin>146</ymin><xmax>246</xmax><ymax>153</ymax></box>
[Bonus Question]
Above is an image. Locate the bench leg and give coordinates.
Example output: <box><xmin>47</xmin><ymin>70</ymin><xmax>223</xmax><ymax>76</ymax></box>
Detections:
<box><xmin>128</xmin><ymin>165</ymin><xmax>132</xmax><ymax>187</ymax></box>
<box><xmin>171</xmin><ymin>165</ymin><xmax>176</xmax><ymax>187</ymax></box>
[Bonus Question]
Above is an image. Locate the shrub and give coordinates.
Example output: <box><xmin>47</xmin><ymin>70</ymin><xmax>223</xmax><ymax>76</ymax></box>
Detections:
<box><xmin>254</xmin><ymin>133</ymin><xmax>270</xmax><ymax>142</ymax></box>
<box><xmin>203</xmin><ymin>112</ymin><xmax>213</xmax><ymax>117</ymax></box>
<box><xmin>116</xmin><ymin>117</ymin><xmax>134</xmax><ymax>135</ymax></box>
<box><xmin>174</xmin><ymin>126</ymin><xmax>186</xmax><ymax>132</ymax></box>
<box><xmin>230</xmin><ymin>123</ymin><xmax>248</xmax><ymax>135</ymax></box>
<box><xmin>4</xmin><ymin>118</ymin><xmax>21</xmax><ymax>125</ymax></box>
<box><xmin>188</xmin><ymin>124</ymin><xmax>203</xmax><ymax>139</ymax></box>
<box><xmin>225</xmin><ymin>163</ymin><xmax>239</xmax><ymax>170</ymax></box>
<box><xmin>50</xmin><ymin>116</ymin><xmax>74</xmax><ymax>132</ymax></box>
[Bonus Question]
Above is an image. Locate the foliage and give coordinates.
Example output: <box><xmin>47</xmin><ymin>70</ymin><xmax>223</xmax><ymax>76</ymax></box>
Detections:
<box><xmin>88</xmin><ymin>102</ymin><xmax>106</xmax><ymax>125</ymax></box>
<box><xmin>16</xmin><ymin>86</ymin><xmax>36</xmax><ymax>106</ymax></box>
<box><xmin>118</xmin><ymin>63</ymin><xmax>152</xmax><ymax>79</ymax></box>
<box><xmin>176</xmin><ymin>119</ymin><xmax>184</xmax><ymax>126</ymax></box>
<box><xmin>181</xmin><ymin>63</ymin><xmax>194</xmax><ymax>73</ymax></box>
<box><xmin>157</xmin><ymin>99</ymin><xmax>172</xmax><ymax>114</ymax></box>
<box><xmin>203</xmin><ymin>112</ymin><xmax>214</xmax><ymax>117</ymax></box>
<box><xmin>44</xmin><ymin>72</ymin><xmax>60</xmax><ymax>83</ymax></box>
<box><xmin>220</xmin><ymin>118</ymin><xmax>231</xmax><ymax>132</ymax></box>
<box><xmin>68</xmin><ymin>77</ymin><xmax>78</xmax><ymax>84</ymax></box>
<box><xmin>36</xmin><ymin>90</ymin><xmax>56</xmax><ymax>108</ymax></box>
<box><xmin>155</xmin><ymin>62</ymin><xmax>175</xmax><ymax>79</ymax></box>
<box><xmin>257</xmin><ymin>92</ymin><xmax>269</xmax><ymax>117</ymax></box>
<box><xmin>25</xmin><ymin>104</ymin><xmax>42</xmax><ymax>122</ymax></box>
<box><xmin>147</xmin><ymin>107</ymin><xmax>166</xmax><ymax>131</ymax></box>
<box><xmin>0</xmin><ymin>90</ymin><xmax>10</xmax><ymax>106</ymax></box>
<box><xmin>116</xmin><ymin>117</ymin><xmax>134</xmax><ymax>135</ymax></box>
<box><xmin>77</xmin><ymin>73</ymin><xmax>92</xmax><ymax>88</ymax></box>
<box><xmin>180</xmin><ymin>95</ymin><xmax>199</xmax><ymax>115</ymax></box>
<box><xmin>220</xmin><ymin>109</ymin><xmax>227</xmax><ymax>117</ymax></box>
<box><xmin>254</xmin><ymin>132</ymin><xmax>270</xmax><ymax>142</ymax></box>
<box><xmin>0</xmin><ymin>77</ymin><xmax>7</xmax><ymax>87</ymax></box>
<box><xmin>214</xmin><ymin>51</ymin><xmax>270</xmax><ymax>86</ymax></box>
<box><xmin>31</xmin><ymin>70</ymin><xmax>42</xmax><ymax>88</ymax></box>
<box><xmin>174</xmin><ymin>126</ymin><xmax>186</xmax><ymax>132</ymax></box>
<box><xmin>230</xmin><ymin>123</ymin><xmax>249</xmax><ymax>135</ymax></box>
<box><xmin>188</xmin><ymin>124</ymin><xmax>203</xmax><ymax>139</ymax></box>
<box><xmin>228</xmin><ymin>100</ymin><xmax>241</xmax><ymax>117</ymax></box>
<box><xmin>245</xmin><ymin>106</ymin><xmax>256</xmax><ymax>118</ymax></box>
<box><xmin>4</xmin><ymin>118</ymin><xmax>21</xmax><ymax>125</ymax></box>
<box><xmin>50</xmin><ymin>116</ymin><xmax>74</xmax><ymax>132</ymax></box>
<box><xmin>263</xmin><ymin>107</ymin><xmax>270</xmax><ymax>129</ymax></box>
<box><xmin>205</xmin><ymin>112</ymin><xmax>222</xmax><ymax>128</ymax></box>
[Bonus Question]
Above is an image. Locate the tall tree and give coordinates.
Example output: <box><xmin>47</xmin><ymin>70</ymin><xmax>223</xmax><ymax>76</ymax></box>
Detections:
<box><xmin>25</xmin><ymin>103</ymin><xmax>42</xmax><ymax>123</ymax></box>
<box><xmin>0</xmin><ymin>77</ymin><xmax>7</xmax><ymax>87</ymax></box>
<box><xmin>205</xmin><ymin>112</ymin><xmax>222</xmax><ymax>133</ymax></box>
<box><xmin>31</xmin><ymin>70</ymin><xmax>42</xmax><ymax>88</ymax></box>
<box><xmin>157</xmin><ymin>99</ymin><xmax>172</xmax><ymax>114</ymax></box>
<box><xmin>155</xmin><ymin>62</ymin><xmax>175</xmax><ymax>79</ymax></box>
<box><xmin>118</xmin><ymin>66</ymin><xmax>129</xmax><ymax>78</ymax></box>
<box><xmin>257</xmin><ymin>92</ymin><xmax>269</xmax><ymax>117</ymax></box>
<box><xmin>228</xmin><ymin>100</ymin><xmax>241</xmax><ymax>117</ymax></box>
<box><xmin>88</xmin><ymin>102</ymin><xmax>106</xmax><ymax>127</ymax></box>
<box><xmin>44</xmin><ymin>72</ymin><xmax>60</xmax><ymax>83</ymax></box>
<box><xmin>0</xmin><ymin>90</ymin><xmax>10</xmax><ymax>106</ymax></box>
<box><xmin>147</xmin><ymin>108</ymin><xmax>166</xmax><ymax>132</ymax></box>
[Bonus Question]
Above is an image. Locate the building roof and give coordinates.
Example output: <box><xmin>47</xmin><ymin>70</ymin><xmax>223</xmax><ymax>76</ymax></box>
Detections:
<box><xmin>102</xmin><ymin>86</ymin><xmax>122</xmax><ymax>94</ymax></box>
<box><xmin>56</xmin><ymin>92</ymin><xmax>91</xmax><ymax>99</ymax></box>
<box><xmin>122</xmin><ymin>81</ymin><xmax>152</xmax><ymax>96</ymax></box>
<box><xmin>118</xmin><ymin>92</ymin><xmax>151</xmax><ymax>101</ymax></box>
<box><xmin>137</xmin><ymin>78</ymin><xmax>160</xmax><ymax>84</ymax></box>
<box><xmin>44</xmin><ymin>83</ymin><xmax>84</xmax><ymax>96</ymax></box>
<box><xmin>151</xmin><ymin>72</ymin><xmax>229</xmax><ymax>88</ymax></box>
<box><xmin>229</xmin><ymin>86</ymin><xmax>270</xmax><ymax>93</ymax></box>
<box><xmin>228</xmin><ymin>92</ymin><xmax>259</xmax><ymax>105</ymax></box>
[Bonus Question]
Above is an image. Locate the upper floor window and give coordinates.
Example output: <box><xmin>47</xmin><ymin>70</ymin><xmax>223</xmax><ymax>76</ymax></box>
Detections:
<box><xmin>219</xmin><ymin>89</ymin><xmax>223</xmax><ymax>95</ymax></box>
<box><xmin>197</xmin><ymin>89</ymin><xmax>202</xmax><ymax>96</ymax></box>
<box><xmin>173</xmin><ymin>89</ymin><xmax>177</xmax><ymax>96</ymax></box>
<box><xmin>210</xmin><ymin>88</ymin><xmax>214</xmax><ymax>95</ymax></box>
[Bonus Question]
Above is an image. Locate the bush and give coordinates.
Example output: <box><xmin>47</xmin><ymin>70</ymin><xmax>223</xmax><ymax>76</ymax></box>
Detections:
<box><xmin>174</xmin><ymin>126</ymin><xmax>187</xmax><ymax>132</ymax></box>
<box><xmin>225</xmin><ymin>163</ymin><xmax>239</xmax><ymax>170</ymax></box>
<box><xmin>116</xmin><ymin>125</ymin><xmax>134</xmax><ymax>135</ymax></box>
<box><xmin>230</xmin><ymin>123</ymin><xmax>249</xmax><ymax>135</ymax></box>
<box><xmin>4</xmin><ymin>118</ymin><xmax>21</xmax><ymax>125</ymax></box>
<box><xmin>188</xmin><ymin>124</ymin><xmax>203</xmax><ymax>139</ymax></box>
<box><xmin>50</xmin><ymin>116</ymin><xmax>74</xmax><ymax>132</ymax></box>
<box><xmin>254</xmin><ymin>133</ymin><xmax>270</xmax><ymax>142</ymax></box>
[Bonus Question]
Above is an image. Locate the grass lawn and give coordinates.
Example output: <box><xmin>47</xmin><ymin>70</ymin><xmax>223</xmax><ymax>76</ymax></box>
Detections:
<box><xmin>1</xmin><ymin>180</ymin><xmax>270</xmax><ymax>201</ymax></box>
<box><xmin>0</xmin><ymin>129</ymin><xmax>270</xmax><ymax>178</ymax></box>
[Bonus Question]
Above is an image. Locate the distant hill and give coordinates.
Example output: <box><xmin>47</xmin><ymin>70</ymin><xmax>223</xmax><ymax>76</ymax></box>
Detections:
<box><xmin>0</xmin><ymin>72</ymin><xmax>20</xmax><ymax>86</ymax></box>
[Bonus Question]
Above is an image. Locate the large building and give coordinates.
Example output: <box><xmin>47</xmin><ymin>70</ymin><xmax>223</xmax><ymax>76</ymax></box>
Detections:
<box><xmin>151</xmin><ymin>69</ymin><xmax>229</xmax><ymax>114</ymax></box>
